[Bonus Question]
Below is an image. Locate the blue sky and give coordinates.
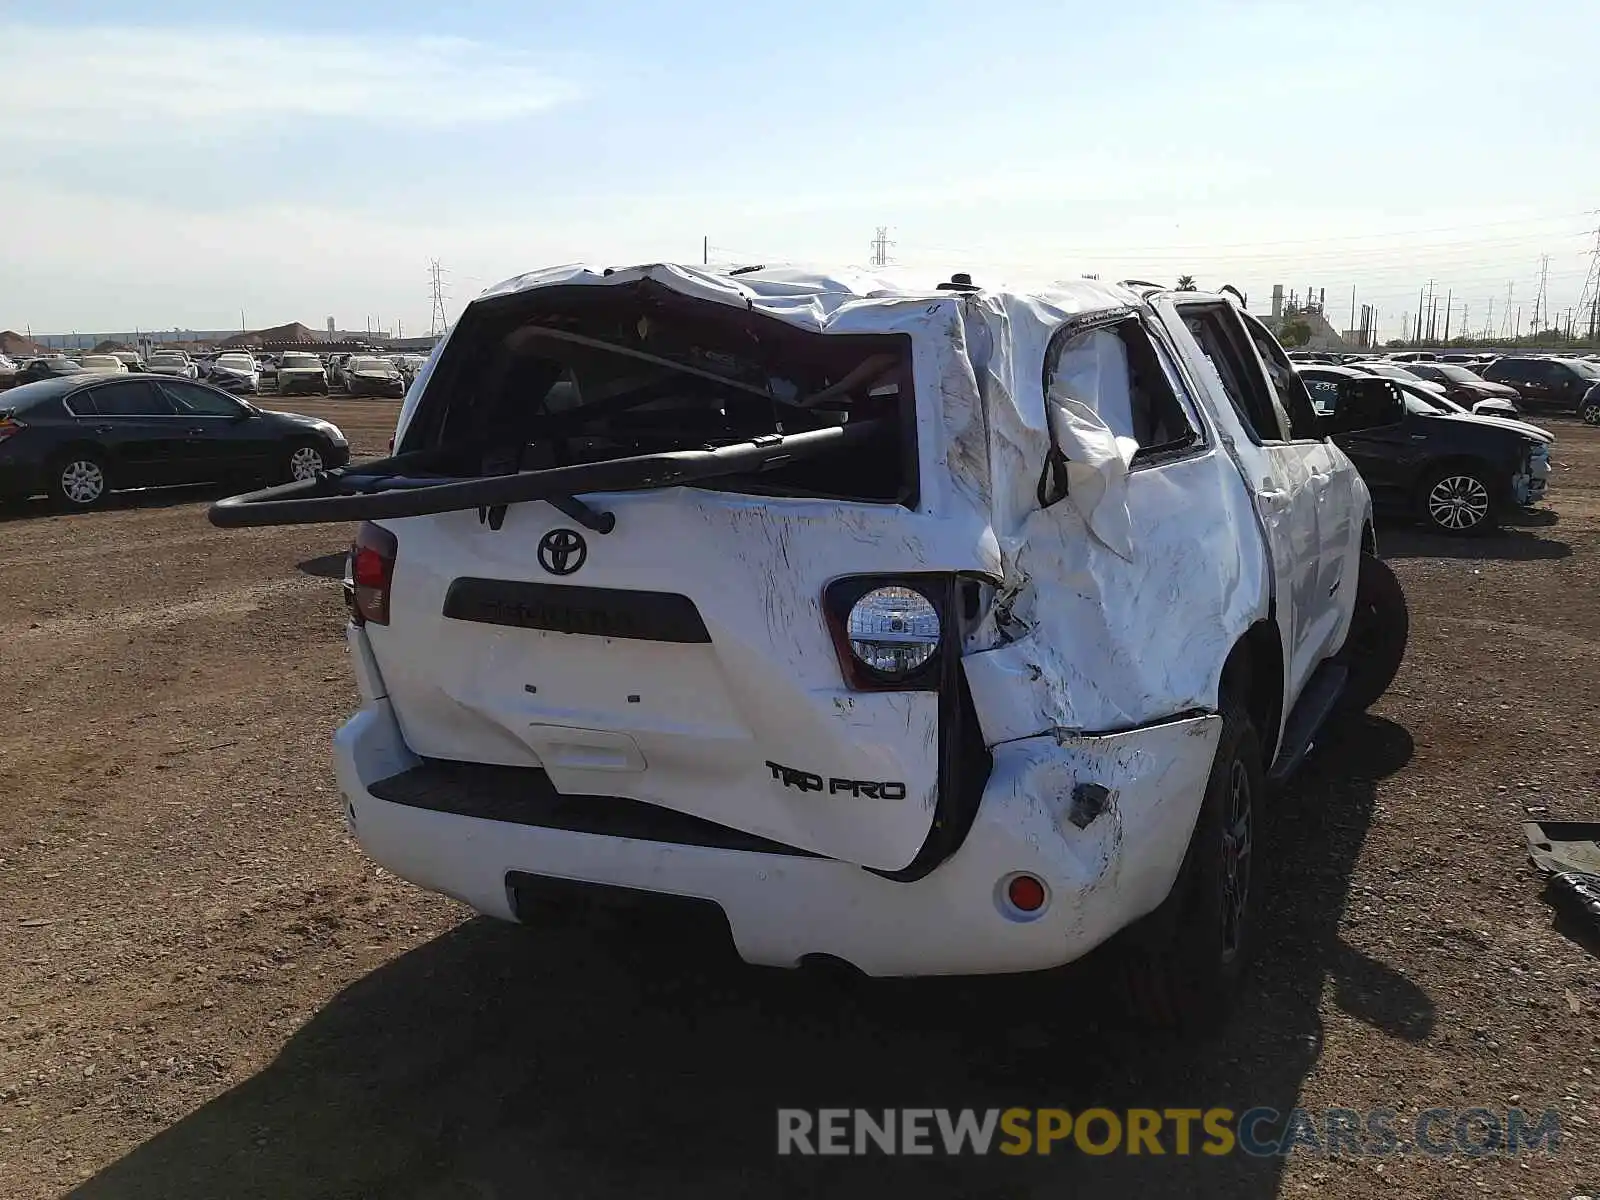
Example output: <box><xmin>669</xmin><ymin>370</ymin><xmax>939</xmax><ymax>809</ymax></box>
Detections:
<box><xmin>3</xmin><ymin>0</ymin><xmax>1597</xmax><ymax>340</ymax></box>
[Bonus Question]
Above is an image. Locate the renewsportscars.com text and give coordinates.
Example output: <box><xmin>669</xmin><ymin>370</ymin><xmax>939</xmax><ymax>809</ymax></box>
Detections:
<box><xmin>776</xmin><ymin>1107</ymin><xmax>1562</xmax><ymax>1158</ymax></box>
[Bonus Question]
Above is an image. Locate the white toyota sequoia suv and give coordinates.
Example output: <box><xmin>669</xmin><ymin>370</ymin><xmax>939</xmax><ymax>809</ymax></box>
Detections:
<box><xmin>212</xmin><ymin>264</ymin><xmax>1409</xmax><ymax>1022</ymax></box>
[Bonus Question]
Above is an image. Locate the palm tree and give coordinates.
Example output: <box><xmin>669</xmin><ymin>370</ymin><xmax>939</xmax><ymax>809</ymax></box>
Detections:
<box><xmin>1176</xmin><ymin>275</ymin><xmax>1197</xmax><ymax>290</ymax></box>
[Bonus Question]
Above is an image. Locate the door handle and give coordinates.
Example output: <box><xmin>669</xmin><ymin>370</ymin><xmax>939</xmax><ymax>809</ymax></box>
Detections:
<box><xmin>93</xmin><ymin>425</ymin><xmax>113</xmax><ymax>434</ymax></box>
<box><xmin>1256</xmin><ymin>488</ymin><xmax>1290</xmax><ymax>511</ymax></box>
<box><xmin>188</xmin><ymin>427</ymin><xmax>207</xmax><ymax>435</ymax></box>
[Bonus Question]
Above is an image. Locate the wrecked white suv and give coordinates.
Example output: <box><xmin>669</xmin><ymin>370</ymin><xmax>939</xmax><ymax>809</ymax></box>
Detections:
<box><xmin>211</xmin><ymin>265</ymin><xmax>1409</xmax><ymax>1020</ymax></box>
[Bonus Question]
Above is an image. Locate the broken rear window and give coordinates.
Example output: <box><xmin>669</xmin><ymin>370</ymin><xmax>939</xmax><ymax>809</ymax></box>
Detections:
<box><xmin>397</xmin><ymin>281</ymin><xmax>918</xmax><ymax>505</ymax></box>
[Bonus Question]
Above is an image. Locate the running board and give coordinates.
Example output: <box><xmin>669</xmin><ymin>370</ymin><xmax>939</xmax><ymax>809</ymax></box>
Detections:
<box><xmin>1267</xmin><ymin>661</ymin><xmax>1347</xmax><ymax>786</ymax></box>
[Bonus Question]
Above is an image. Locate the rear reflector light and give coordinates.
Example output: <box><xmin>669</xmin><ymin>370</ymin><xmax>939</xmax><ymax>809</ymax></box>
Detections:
<box><xmin>1006</xmin><ymin>874</ymin><xmax>1047</xmax><ymax>913</ymax></box>
<box><xmin>348</xmin><ymin>521</ymin><xmax>397</xmax><ymax>625</ymax></box>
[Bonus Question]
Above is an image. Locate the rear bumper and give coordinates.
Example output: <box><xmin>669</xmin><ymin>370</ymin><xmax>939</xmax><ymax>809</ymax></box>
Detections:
<box><xmin>333</xmin><ymin>685</ymin><xmax>1218</xmax><ymax>977</ymax></box>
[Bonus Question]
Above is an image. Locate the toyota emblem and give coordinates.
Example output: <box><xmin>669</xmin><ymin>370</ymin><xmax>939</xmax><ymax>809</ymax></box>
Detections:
<box><xmin>537</xmin><ymin>528</ymin><xmax>587</xmax><ymax>576</ymax></box>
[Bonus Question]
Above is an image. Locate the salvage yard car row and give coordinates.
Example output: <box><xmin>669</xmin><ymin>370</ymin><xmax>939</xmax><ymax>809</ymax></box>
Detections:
<box><xmin>0</xmin><ymin>348</ymin><xmax>423</xmax><ymax>397</ymax></box>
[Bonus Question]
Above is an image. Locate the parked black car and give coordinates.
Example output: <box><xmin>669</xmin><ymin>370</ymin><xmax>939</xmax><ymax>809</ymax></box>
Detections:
<box><xmin>1479</xmin><ymin>356</ymin><xmax>1600</xmax><ymax>414</ymax></box>
<box><xmin>1299</xmin><ymin>365</ymin><xmax>1546</xmax><ymax>534</ymax></box>
<box><xmin>14</xmin><ymin>358</ymin><xmax>85</xmax><ymax>385</ymax></box>
<box><xmin>0</xmin><ymin>375</ymin><xmax>349</xmax><ymax>509</ymax></box>
<box><xmin>1401</xmin><ymin>361</ymin><xmax>1523</xmax><ymax>409</ymax></box>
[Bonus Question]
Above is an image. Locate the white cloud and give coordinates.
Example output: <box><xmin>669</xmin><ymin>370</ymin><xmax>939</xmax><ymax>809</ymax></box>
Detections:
<box><xmin>0</xmin><ymin>23</ymin><xmax>577</xmax><ymax>139</ymax></box>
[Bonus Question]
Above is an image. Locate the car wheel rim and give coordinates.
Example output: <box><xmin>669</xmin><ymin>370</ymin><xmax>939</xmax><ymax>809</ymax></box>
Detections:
<box><xmin>1427</xmin><ymin>475</ymin><xmax>1489</xmax><ymax>531</ymax></box>
<box><xmin>1585</xmin><ymin>407</ymin><xmax>1600</xmax><ymax>426</ymax></box>
<box><xmin>60</xmin><ymin>460</ymin><xmax>104</xmax><ymax>504</ymax></box>
<box><xmin>1219</xmin><ymin>758</ymin><xmax>1252</xmax><ymax>963</ymax></box>
<box><xmin>289</xmin><ymin>447</ymin><xmax>324</xmax><ymax>480</ymax></box>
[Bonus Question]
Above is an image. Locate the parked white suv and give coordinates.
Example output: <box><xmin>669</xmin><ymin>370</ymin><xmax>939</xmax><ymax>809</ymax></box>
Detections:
<box><xmin>211</xmin><ymin>265</ymin><xmax>1408</xmax><ymax>1021</ymax></box>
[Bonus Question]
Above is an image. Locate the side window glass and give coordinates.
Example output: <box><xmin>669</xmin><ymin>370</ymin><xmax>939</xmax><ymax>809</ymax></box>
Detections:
<box><xmin>1045</xmin><ymin>318</ymin><xmax>1200</xmax><ymax>461</ymax></box>
<box><xmin>1239</xmin><ymin>313</ymin><xmax>1323</xmax><ymax>440</ymax></box>
<box><xmin>65</xmin><ymin>390</ymin><xmax>97</xmax><ymax>416</ymax></box>
<box><xmin>1179</xmin><ymin>307</ymin><xmax>1291</xmax><ymax>442</ymax></box>
<box><xmin>161</xmin><ymin>381</ymin><xmax>241</xmax><ymax>416</ymax></box>
<box><xmin>92</xmin><ymin>381</ymin><xmax>172</xmax><ymax>416</ymax></box>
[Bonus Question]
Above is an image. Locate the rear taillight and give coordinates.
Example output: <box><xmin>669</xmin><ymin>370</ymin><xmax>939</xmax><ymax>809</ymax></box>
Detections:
<box><xmin>0</xmin><ymin>416</ymin><xmax>26</xmax><ymax>444</ymax></box>
<box><xmin>347</xmin><ymin>521</ymin><xmax>397</xmax><ymax>625</ymax></box>
<box><xmin>823</xmin><ymin>575</ymin><xmax>950</xmax><ymax>691</ymax></box>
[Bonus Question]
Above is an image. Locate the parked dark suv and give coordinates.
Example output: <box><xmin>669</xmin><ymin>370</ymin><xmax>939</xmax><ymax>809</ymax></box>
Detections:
<box><xmin>1300</xmin><ymin>365</ymin><xmax>1546</xmax><ymax>534</ymax></box>
<box><xmin>0</xmin><ymin>374</ymin><xmax>350</xmax><ymax>509</ymax></box>
<box><xmin>1480</xmin><ymin>356</ymin><xmax>1600</xmax><ymax>416</ymax></box>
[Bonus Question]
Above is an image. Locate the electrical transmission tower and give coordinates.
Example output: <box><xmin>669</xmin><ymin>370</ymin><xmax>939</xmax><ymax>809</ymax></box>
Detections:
<box><xmin>1579</xmin><ymin>219</ymin><xmax>1600</xmax><ymax>342</ymax></box>
<box><xmin>1499</xmin><ymin>282</ymin><xmax>1514</xmax><ymax>339</ymax></box>
<box><xmin>869</xmin><ymin>226</ymin><xmax>894</xmax><ymax>268</ymax></box>
<box><xmin>428</xmin><ymin>260</ymin><xmax>449</xmax><ymax>337</ymax></box>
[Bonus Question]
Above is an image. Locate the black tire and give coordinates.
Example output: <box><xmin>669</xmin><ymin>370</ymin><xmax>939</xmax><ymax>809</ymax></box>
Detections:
<box><xmin>1119</xmin><ymin>692</ymin><xmax>1262</xmax><ymax>1030</ymax></box>
<box><xmin>48</xmin><ymin>450</ymin><xmax>110</xmax><ymax>510</ymax></box>
<box><xmin>282</xmin><ymin>439</ymin><xmax>327</xmax><ymax>484</ymax></box>
<box><xmin>1417</xmin><ymin>463</ymin><xmax>1497</xmax><ymax>535</ymax></box>
<box><xmin>1339</xmin><ymin>553</ymin><xmax>1408</xmax><ymax>713</ymax></box>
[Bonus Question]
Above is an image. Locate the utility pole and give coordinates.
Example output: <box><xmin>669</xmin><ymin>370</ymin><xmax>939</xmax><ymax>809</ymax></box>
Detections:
<box><xmin>703</xmin><ymin>236</ymin><xmax>708</xmax><ymax>266</ymax></box>
<box><xmin>1443</xmin><ymin>290</ymin><xmax>1453</xmax><ymax>342</ymax></box>
<box><xmin>1349</xmin><ymin>284</ymin><xmax>1356</xmax><ymax>340</ymax></box>
<box><xmin>870</xmin><ymin>226</ymin><xmax>894</xmax><ymax>268</ymax></box>
<box><xmin>1534</xmin><ymin>254</ymin><xmax>1550</xmax><ymax>334</ymax></box>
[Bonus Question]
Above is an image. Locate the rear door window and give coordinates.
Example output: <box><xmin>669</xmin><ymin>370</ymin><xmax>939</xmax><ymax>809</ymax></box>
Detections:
<box><xmin>1044</xmin><ymin>316</ymin><xmax>1201</xmax><ymax>461</ymax></box>
<box><xmin>89</xmin><ymin>381</ymin><xmax>176</xmax><ymax>416</ymax></box>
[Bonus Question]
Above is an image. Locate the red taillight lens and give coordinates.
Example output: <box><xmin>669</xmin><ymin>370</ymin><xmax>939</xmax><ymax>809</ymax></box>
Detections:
<box><xmin>0</xmin><ymin>417</ymin><xmax>26</xmax><ymax>444</ymax></box>
<box><xmin>348</xmin><ymin>521</ymin><xmax>397</xmax><ymax>625</ymax></box>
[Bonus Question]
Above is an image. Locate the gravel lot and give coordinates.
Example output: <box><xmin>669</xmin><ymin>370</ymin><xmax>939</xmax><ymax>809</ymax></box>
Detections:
<box><xmin>1</xmin><ymin>398</ymin><xmax>1597</xmax><ymax>1199</ymax></box>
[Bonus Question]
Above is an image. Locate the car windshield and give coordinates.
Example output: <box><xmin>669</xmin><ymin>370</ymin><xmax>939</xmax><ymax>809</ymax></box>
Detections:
<box><xmin>80</xmin><ymin>356</ymin><xmax>118</xmax><ymax>368</ymax></box>
<box><xmin>281</xmin><ymin>354</ymin><xmax>320</xmax><ymax>368</ymax></box>
<box><xmin>1402</xmin><ymin>393</ymin><xmax>1439</xmax><ymax>416</ymax></box>
<box><xmin>152</xmin><ymin>353</ymin><xmax>185</xmax><ymax>363</ymax></box>
<box><xmin>1431</xmin><ymin>365</ymin><xmax>1483</xmax><ymax>383</ymax></box>
<box><xmin>1566</xmin><ymin>359</ymin><xmax>1600</xmax><ymax>380</ymax></box>
<box><xmin>217</xmin><ymin>355</ymin><xmax>254</xmax><ymax>369</ymax></box>
<box><xmin>48</xmin><ymin>360</ymin><xmax>84</xmax><ymax>373</ymax></box>
<box><xmin>353</xmin><ymin>358</ymin><xmax>392</xmax><ymax>373</ymax></box>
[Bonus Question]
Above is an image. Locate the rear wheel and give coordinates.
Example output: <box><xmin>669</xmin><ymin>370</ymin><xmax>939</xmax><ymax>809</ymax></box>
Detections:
<box><xmin>50</xmin><ymin>452</ymin><xmax>109</xmax><ymax>510</ymax></box>
<box><xmin>1582</xmin><ymin>403</ymin><xmax>1600</xmax><ymax>426</ymax></box>
<box><xmin>1419</xmin><ymin>464</ymin><xmax>1496</xmax><ymax>535</ymax></box>
<box><xmin>284</xmin><ymin>441</ymin><xmax>326</xmax><ymax>483</ymax></box>
<box><xmin>1339</xmin><ymin>553</ymin><xmax>1408</xmax><ymax>713</ymax></box>
<box><xmin>1119</xmin><ymin>692</ymin><xmax>1261</xmax><ymax>1030</ymax></box>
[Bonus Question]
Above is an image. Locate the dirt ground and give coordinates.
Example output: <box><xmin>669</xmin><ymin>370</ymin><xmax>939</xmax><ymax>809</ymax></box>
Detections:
<box><xmin>1</xmin><ymin>398</ymin><xmax>1597</xmax><ymax>1199</ymax></box>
